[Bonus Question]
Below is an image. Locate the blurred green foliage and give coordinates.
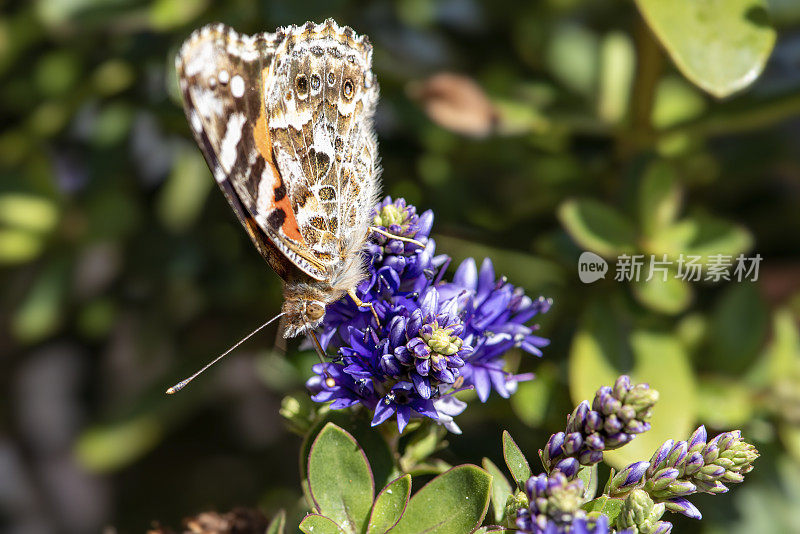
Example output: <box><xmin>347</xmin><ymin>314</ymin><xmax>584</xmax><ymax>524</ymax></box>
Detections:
<box><xmin>2</xmin><ymin>0</ymin><xmax>800</xmax><ymax>532</ymax></box>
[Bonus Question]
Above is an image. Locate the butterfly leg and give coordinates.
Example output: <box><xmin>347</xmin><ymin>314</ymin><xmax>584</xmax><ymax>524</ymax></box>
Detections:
<box><xmin>347</xmin><ymin>288</ymin><xmax>381</xmax><ymax>325</ymax></box>
<box><xmin>368</xmin><ymin>226</ymin><xmax>425</xmax><ymax>249</ymax></box>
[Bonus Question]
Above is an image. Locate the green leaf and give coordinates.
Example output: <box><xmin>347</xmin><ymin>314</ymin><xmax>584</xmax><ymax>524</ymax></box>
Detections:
<box><xmin>149</xmin><ymin>0</ymin><xmax>208</xmax><ymax>30</ymax></box>
<box><xmin>0</xmin><ymin>229</ymin><xmax>45</xmax><ymax>265</ymax></box>
<box><xmin>546</xmin><ymin>23</ymin><xmax>599</xmax><ymax>98</ymax></box>
<box><xmin>638</xmin><ymin>161</ymin><xmax>681</xmax><ymax>238</ymax></box>
<box><xmin>12</xmin><ymin>261</ymin><xmax>69</xmax><ymax>343</ymax></box>
<box><xmin>299</xmin><ymin>514</ymin><xmax>345</xmax><ymax>534</ymax></box>
<box><xmin>400</xmin><ymin>422</ymin><xmax>446</xmax><ymax>472</ymax></box>
<box><xmin>577</xmin><ymin>464</ymin><xmax>599</xmax><ymax>501</ymax></box>
<box><xmin>569</xmin><ymin>304</ymin><xmax>696</xmax><ymax>469</ymax></box>
<box><xmin>696</xmin><ymin>377</ymin><xmax>755</xmax><ymax>428</ymax></box>
<box><xmin>308</xmin><ymin>423</ymin><xmax>374</xmax><ymax>534</ymax></box>
<box><xmin>635</xmin><ymin>0</ymin><xmax>776</xmax><ymax>98</ymax></box>
<box><xmin>156</xmin><ymin>147</ymin><xmax>213</xmax><ymax>232</ymax></box>
<box><xmin>709</xmin><ymin>283</ymin><xmax>769</xmax><ymax>374</ymax></box>
<box><xmin>502</xmin><ymin>431</ymin><xmax>531</xmax><ymax>488</ymax></box>
<box><xmin>0</xmin><ymin>193</ymin><xmax>58</xmax><ymax>233</ymax></box>
<box><xmin>301</xmin><ymin>411</ymin><xmax>395</xmax><ymax>510</ymax></box>
<box><xmin>747</xmin><ymin>308</ymin><xmax>800</xmax><ymax>387</ymax></box>
<box><xmin>568</xmin><ymin>306</ymin><xmax>622</xmax><ymax>414</ymax></box>
<box><xmin>581</xmin><ymin>495</ymin><xmax>624</xmax><ymax>524</ymax></box>
<box><xmin>75</xmin><ymin>415</ymin><xmax>163</xmax><ymax>473</ymax></box>
<box><xmin>510</xmin><ymin>363</ymin><xmax>555</xmax><ymax>427</ymax></box>
<box><xmin>558</xmin><ymin>199</ymin><xmax>637</xmax><ymax>258</ymax></box>
<box><xmin>482</xmin><ymin>458</ymin><xmax>513</xmax><ymax>523</ymax></box>
<box><xmin>391</xmin><ymin>465</ymin><xmax>491</xmax><ymax>534</ymax></box>
<box><xmin>605</xmin><ymin>330</ymin><xmax>697</xmax><ymax>468</ymax></box>
<box><xmin>631</xmin><ymin>273</ymin><xmax>693</xmax><ymax>315</ymax></box>
<box><xmin>366</xmin><ymin>475</ymin><xmax>411</xmax><ymax>534</ymax></box>
<box><xmin>648</xmin><ymin>214</ymin><xmax>752</xmax><ymax>261</ymax></box>
<box><xmin>650</xmin><ymin>76</ymin><xmax>707</xmax><ymax>129</ymax></box>
<box><xmin>266</xmin><ymin>510</ymin><xmax>286</xmax><ymax>534</ymax></box>
<box><xmin>597</xmin><ymin>31</ymin><xmax>635</xmax><ymax>124</ymax></box>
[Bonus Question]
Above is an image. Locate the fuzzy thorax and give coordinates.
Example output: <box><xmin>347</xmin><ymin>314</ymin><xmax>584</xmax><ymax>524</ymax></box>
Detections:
<box><xmin>281</xmin><ymin>281</ymin><xmax>346</xmax><ymax>338</ymax></box>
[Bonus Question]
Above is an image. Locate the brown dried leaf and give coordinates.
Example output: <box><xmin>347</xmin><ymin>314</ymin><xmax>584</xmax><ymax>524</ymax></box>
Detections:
<box><xmin>148</xmin><ymin>507</ymin><xmax>270</xmax><ymax>534</ymax></box>
<box><xmin>408</xmin><ymin>73</ymin><xmax>497</xmax><ymax>138</ymax></box>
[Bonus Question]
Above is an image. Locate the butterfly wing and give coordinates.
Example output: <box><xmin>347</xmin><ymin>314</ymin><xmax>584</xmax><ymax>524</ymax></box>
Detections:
<box><xmin>264</xmin><ymin>21</ymin><xmax>381</xmax><ymax>287</ymax></box>
<box><xmin>175</xmin><ymin>23</ymin><xmax>329</xmax><ymax>281</ymax></box>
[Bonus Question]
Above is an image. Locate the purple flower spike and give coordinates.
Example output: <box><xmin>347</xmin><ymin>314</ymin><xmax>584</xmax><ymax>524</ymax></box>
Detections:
<box><xmin>306</xmin><ymin>198</ymin><xmax>550</xmax><ymax>433</ymax></box>
<box><xmin>542</xmin><ymin>376</ymin><xmax>658</xmax><ymax>474</ymax></box>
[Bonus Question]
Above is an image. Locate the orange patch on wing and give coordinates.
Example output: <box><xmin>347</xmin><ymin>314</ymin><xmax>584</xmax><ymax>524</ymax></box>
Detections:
<box><xmin>253</xmin><ymin>68</ymin><xmax>303</xmax><ymax>243</ymax></box>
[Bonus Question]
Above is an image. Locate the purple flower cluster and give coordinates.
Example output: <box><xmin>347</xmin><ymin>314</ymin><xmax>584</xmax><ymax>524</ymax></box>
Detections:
<box><xmin>306</xmin><ymin>197</ymin><xmax>551</xmax><ymax>433</ymax></box>
<box><xmin>541</xmin><ymin>376</ymin><xmax>658</xmax><ymax>475</ymax></box>
<box><xmin>516</xmin><ymin>471</ymin><xmax>609</xmax><ymax>534</ymax></box>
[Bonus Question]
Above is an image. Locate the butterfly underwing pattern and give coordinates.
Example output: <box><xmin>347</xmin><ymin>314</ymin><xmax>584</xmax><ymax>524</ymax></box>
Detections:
<box><xmin>175</xmin><ymin>19</ymin><xmax>381</xmax><ymax>338</ymax></box>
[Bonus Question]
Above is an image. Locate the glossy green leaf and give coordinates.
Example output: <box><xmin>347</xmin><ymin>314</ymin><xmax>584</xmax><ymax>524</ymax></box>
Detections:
<box><xmin>581</xmin><ymin>495</ymin><xmax>624</xmax><ymax>523</ymax></box>
<box><xmin>577</xmin><ymin>464</ymin><xmax>599</xmax><ymax>501</ymax></box>
<box><xmin>391</xmin><ymin>465</ymin><xmax>491</xmax><ymax>534</ymax></box>
<box><xmin>558</xmin><ymin>199</ymin><xmax>637</xmax><ymax>258</ymax></box>
<box><xmin>366</xmin><ymin>475</ymin><xmax>411</xmax><ymax>534</ymax></box>
<box><xmin>631</xmin><ymin>273</ymin><xmax>693</xmax><ymax>315</ymax></box>
<box><xmin>266</xmin><ymin>510</ymin><xmax>286</xmax><ymax>534</ymax></box>
<box><xmin>299</xmin><ymin>514</ymin><xmax>345</xmax><ymax>534</ymax></box>
<box><xmin>482</xmin><ymin>458</ymin><xmax>513</xmax><ymax>523</ymax></box>
<box><xmin>307</xmin><ymin>423</ymin><xmax>374</xmax><ymax>534</ymax></box>
<box><xmin>709</xmin><ymin>284</ymin><xmax>769</xmax><ymax>374</ymax></box>
<box><xmin>301</xmin><ymin>411</ymin><xmax>395</xmax><ymax>510</ymax></box>
<box><xmin>502</xmin><ymin>431</ymin><xmax>531</xmax><ymax>488</ymax></box>
<box><xmin>635</xmin><ymin>0</ymin><xmax>776</xmax><ymax>98</ymax></box>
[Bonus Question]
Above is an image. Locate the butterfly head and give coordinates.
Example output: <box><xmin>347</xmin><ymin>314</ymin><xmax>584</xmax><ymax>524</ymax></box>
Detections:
<box><xmin>282</xmin><ymin>281</ymin><xmax>342</xmax><ymax>338</ymax></box>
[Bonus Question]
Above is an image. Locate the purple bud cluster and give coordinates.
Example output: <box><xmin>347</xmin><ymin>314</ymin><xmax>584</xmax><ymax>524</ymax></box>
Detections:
<box><xmin>541</xmin><ymin>376</ymin><xmax>658</xmax><ymax>474</ymax></box>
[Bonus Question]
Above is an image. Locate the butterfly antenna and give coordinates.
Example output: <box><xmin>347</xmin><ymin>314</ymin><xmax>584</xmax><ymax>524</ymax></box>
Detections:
<box><xmin>166</xmin><ymin>312</ymin><xmax>286</xmax><ymax>394</ymax></box>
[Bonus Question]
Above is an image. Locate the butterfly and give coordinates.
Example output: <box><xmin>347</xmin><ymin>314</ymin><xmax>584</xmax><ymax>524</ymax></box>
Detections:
<box><xmin>176</xmin><ymin>20</ymin><xmax>396</xmax><ymax>343</ymax></box>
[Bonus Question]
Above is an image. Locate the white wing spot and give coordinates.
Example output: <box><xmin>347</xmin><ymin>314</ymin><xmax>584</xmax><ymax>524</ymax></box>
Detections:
<box><xmin>231</xmin><ymin>74</ymin><xmax>245</xmax><ymax>98</ymax></box>
<box><xmin>219</xmin><ymin>113</ymin><xmax>246</xmax><ymax>176</ymax></box>
<box><xmin>218</xmin><ymin>70</ymin><xmax>230</xmax><ymax>84</ymax></box>
<box><xmin>189</xmin><ymin>110</ymin><xmax>202</xmax><ymax>133</ymax></box>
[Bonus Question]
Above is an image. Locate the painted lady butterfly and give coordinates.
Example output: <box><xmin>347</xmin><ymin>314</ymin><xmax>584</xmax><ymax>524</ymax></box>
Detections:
<box><xmin>176</xmin><ymin>20</ymin><xmax>400</xmax><ymax>344</ymax></box>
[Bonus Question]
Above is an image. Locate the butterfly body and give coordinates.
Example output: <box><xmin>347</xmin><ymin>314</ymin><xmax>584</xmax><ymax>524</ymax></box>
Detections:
<box><xmin>176</xmin><ymin>20</ymin><xmax>381</xmax><ymax>337</ymax></box>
